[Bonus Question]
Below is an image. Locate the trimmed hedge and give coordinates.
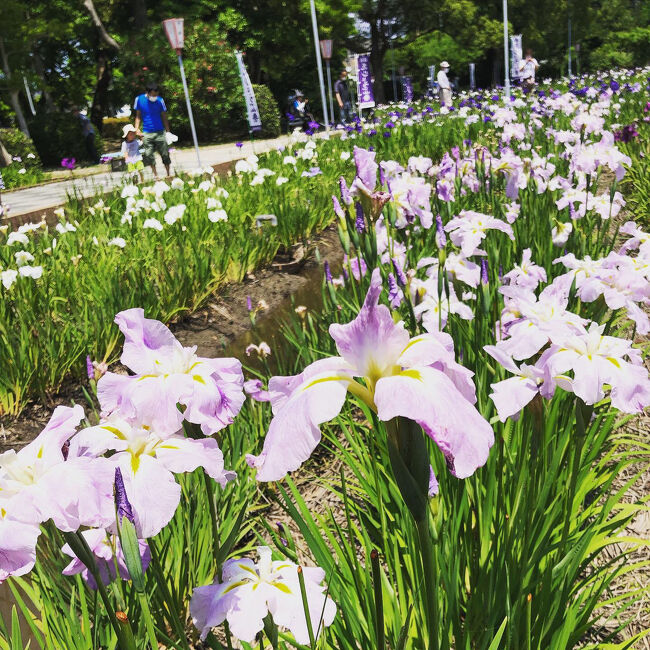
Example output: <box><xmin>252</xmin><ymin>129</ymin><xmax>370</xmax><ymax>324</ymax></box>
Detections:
<box><xmin>251</xmin><ymin>84</ymin><xmax>281</xmax><ymax>139</ymax></box>
<box><xmin>102</xmin><ymin>117</ymin><xmax>132</xmax><ymax>141</ymax></box>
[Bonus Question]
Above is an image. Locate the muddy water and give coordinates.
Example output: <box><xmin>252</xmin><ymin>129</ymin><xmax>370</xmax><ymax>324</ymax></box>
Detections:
<box><xmin>0</xmin><ymin>226</ymin><xmax>344</xmax><ymax>451</ymax></box>
<box><xmin>225</xmin><ymin>255</ymin><xmax>341</xmax><ymax>374</ymax></box>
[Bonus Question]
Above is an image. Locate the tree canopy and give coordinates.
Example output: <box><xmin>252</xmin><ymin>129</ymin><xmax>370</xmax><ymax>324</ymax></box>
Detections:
<box><xmin>0</xmin><ymin>0</ymin><xmax>648</xmax><ymax>135</ymax></box>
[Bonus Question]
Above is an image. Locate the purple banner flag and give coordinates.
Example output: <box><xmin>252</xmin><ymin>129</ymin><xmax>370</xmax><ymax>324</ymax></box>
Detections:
<box><xmin>402</xmin><ymin>76</ymin><xmax>413</xmax><ymax>103</ymax></box>
<box><xmin>356</xmin><ymin>54</ymin><xmax>375</xmax><ymax>109</ymax></box>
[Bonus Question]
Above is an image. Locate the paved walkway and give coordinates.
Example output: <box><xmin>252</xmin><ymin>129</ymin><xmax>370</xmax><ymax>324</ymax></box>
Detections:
<box><xmin>2</xmin><ymin>134</ymin><xmax>296</xmax><ymax>218</ymax></box>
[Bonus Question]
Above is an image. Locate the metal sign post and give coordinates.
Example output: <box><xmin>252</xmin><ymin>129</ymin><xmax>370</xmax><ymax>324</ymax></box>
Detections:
<box><xmin>502</xmin><ymin>0</ymin><xmax>510</xmax><ymax>99</ymax></box>
<box><xmin>320</xmin><ymin>39</ymin><xmax>334</xmax><ymax>126</ymax></box>
<box><xmin>162</xmin><ymin>18</ymin><xmax>201</xmax><ymax>167</ymax></box>
<box><xmin>309</xmin><ymin>0</ymin><xmax>329</xmax><ymax>130</ymax></box>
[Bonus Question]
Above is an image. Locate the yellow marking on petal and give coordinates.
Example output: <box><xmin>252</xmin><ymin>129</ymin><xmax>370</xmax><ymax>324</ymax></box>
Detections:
<box><xmin>1</xmin><ymin>508</ymin><xmax>6</xmax><ymax>518</ymax></box>
<box><xmin>222</xmin><ymin>580</ymin><xmax>248</xmax><ymax>594</ymax></box>
<box><xmin>400</xmin><ymin>368</ymin><xmax>423</xmax><ymax>381</ymax></box>
<box><xmin>272</xmin><ymin>582</ymin><xmax>292</xmax><ymax>594</ymax></box>
<box><xmin>302</xmin><ymin>374</ymin><xmax>352</xmax><ymax>391</ymax></box>
<box><xmin>131</xmin><ymin>454</ymin><xmax>140</xmax><ymax>474</ymax></box>
<box><xmin>37</xmin><ymin>446</ymin><xmax>43</xmax><ymax>459</ymax></box>
<box><xmin>137</xmin><ymin>374</ymin><xmax>156</xmax><ymax>381</ymax></box>
<box><xmin>400</xmin><ymin>336</ymin><xmax>425</xmax><ymax>356</ymax></box>
<box><xmin>238</xmin><ymin>564</ymin><xmax>258</xmax><ymax>576</ymax></box>
<box><xmin>301</xmin><ymin>374</ymin><xmax>376</xmax><ymax>411</ymax></box>
<box><xmin>193</xmin><ymin>375</ymin><xmax>206</xmax><ymax>385</ymax></box>
<box><xmin>102</xmin><ymin>425</ymin><xmax>127</xmax><ymax>440</ymax></box>
<box><xmin>188</xmin><ymin>361</ymin><xmax>202</xmax><ymax>371</ymax></box>
<box><xmin>607</xmin><ymin>357</ymin><xmax>621</xmax><ymax>368</ymax></box>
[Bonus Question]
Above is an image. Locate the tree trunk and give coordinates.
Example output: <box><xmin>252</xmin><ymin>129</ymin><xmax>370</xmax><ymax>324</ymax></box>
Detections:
<box><xmin>369</xmin><ymin>21</ymin><xmax>386</xmax><ymax>105</ymax></box>
<box><xmin>82</xmin><ymin>0</ymin><xmax>119</xmax><ymax>50</ymax></box>
<box><xmin>0</xmin><ymin>37</ymin><xmax>31</xmax><ymax>138</ymax></box>
<box><xmin>90</xmin><ymin>53</ymin><xmax>111</xmax><ymax>133</ymax></box>
<box><xmin>32</xmin><ymin>52</ymin><xmax>56</xmax><ymax>111</ymax></box>
<box><xmin>82</xmin><ymin>0</ymin><xmax>119</xmax><ymax>131</ymax></box>
<box><xmin>133</xmin><ymin>0</ymin><xmax>147</xmax><ymax>29</ymax></box>
<box><xmin>0</xmin><ymin>137</ymin><xmax>12</xmax><ymax>167</ymax></box>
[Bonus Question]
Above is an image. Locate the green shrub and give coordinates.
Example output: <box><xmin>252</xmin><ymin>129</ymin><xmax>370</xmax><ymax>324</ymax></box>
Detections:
<box><xmin>0</xmin><ymin>128</ymin><xmax>41</xmax><ymax>168</ymax></box>
<box><xmin>102</xmin><ymin>116</ymin><xmax>131</xmax><ymax>141</ymax></box>
<box><xmin>251</xmin><ymin>84</ymin><xmax>281</xmax><ymax>138</ymax></box>
<box><xmin>28</xmin><ymin>112</ymin><xmax>103</xmax><ymax>167</ymax></box>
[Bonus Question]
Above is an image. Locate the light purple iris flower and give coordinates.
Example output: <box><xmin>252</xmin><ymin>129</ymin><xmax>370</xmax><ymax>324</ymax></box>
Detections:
<box><xmin>484</xmin><ymin>345</ymin><xmax>552</xmax><ymax>422</ymax></box>
<box><xmin>0</xmin><ymin>517</ymin><xmax>41</xmax><ymax>583</ymax></box>
<box><xmin>98</xmin><ymin>309</ymin><xmax>245</xmax><ymax>436</ymax></box>
<box><xmin>248</xmin><ymin>269</ymin><xmax>493</xmax><ymax>481</ymax></box>
<box><xmin>543</xmin><ymin>322</ymin><xmax>650</xmax><ymax>413</ymax></box>
<box><xmin>0</xmin><ymin>405</ymin><xmax>114</xmax><ymax>533</ymax></box>
<box><xmin>352</xmin><ymin>146</ymin><xmax>378</xmax><ymax>194</ymax></box>
<box><xmin>69</xmin><ymin>414</ymin><xmax>235</xmax><ymax>538</ymax></box>
<box><xmin>191</xmin><ymin>546</ymin><xmax>336</xmax><ymax>644</ymax></box>
<box><xmin>445</xmin><ymin>210</ymin><xmax>514</xmax><ymax>258</ymax></box>
<box><xmin>502</xmin><ymin>249</ymin><xmax>547</xmax><ymax>291</ymax></box>
<box><xmin>62</xmin><ymin>528</ymin><xmax>151</xmax><ymax>590</ymax></box>
<box><xmin>244</xmin><ymin>379</ymin><xmax>272</xmax><ymax>402</ymax></box>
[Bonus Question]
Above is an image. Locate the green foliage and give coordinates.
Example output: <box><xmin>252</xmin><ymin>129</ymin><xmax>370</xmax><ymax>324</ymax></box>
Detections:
<box><xmin>0</xmin><ymin>128</ymin><xmax>41</xmax><ymax>167</ymax></box>
<box><xmin>28</xmin><ymin>113</ymin><xmax>103</xmax><ymax>167</ymax></box>
<box><xmin>0</xmin><ymin>70</ymin><xmax>648</xmax><ymax>650</ymax></box>
<box><xmin>119</xmin><ymin>23</ymin><xmax>248</xmax><ymax>143</ymax></box>
<box><xmin>0</xmin><ymin>128</ymin><xmax>44</xmax><ymax>188</ymax></box>
<box><xmin>252</xmin><ymin>84</ymin><xmax>281</xmax><ymax>138</ymax></box>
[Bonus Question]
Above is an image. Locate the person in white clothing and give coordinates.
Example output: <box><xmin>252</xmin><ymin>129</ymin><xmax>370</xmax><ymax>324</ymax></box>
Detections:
<box><xmin>519</xmin><ymin>49</ymin><xmax>539</xmax><ymax>91</ymax></box>
<box><xmin>437</xmin><ymin>61</ymin><xmax>452</xmax><ymax>106</ymax></box>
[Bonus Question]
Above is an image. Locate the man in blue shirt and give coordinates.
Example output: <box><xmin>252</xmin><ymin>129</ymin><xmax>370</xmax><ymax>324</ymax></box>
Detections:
<box><xmin>133</xmin><ymin>82</ymin><xmax>172</xmax><ymax>177</ymax></box>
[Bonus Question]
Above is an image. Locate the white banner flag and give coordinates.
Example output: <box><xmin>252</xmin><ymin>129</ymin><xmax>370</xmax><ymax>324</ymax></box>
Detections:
<box><xmin>511</xmin><ymin>35</ymin><xmax>523</xmax><ymax>80</ymax></box>
<box><xmin>236</xmin><ymin>52</ymin><xmax>262</xmax><ymax>131</ymax></box>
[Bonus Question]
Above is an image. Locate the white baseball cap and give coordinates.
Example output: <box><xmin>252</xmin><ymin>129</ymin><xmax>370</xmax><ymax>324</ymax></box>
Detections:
<box><xmin>440</xmin><ymin>61</ymin><xmax>450</xmax><ymax>69</ymax></box>
<box><xmin>122</xmin><ymin>124</ymin><xmax>137</xmax><ymax>138</ymax></box>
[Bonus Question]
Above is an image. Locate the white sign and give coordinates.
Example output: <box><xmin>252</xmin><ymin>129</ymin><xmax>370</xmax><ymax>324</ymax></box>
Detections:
<box><xmin>510</xmin><ymin>34</ymin><xmax>522</xmax><ymax>80</ymax></box>
<box><xmin>236</xmin><ymin>52</ymin><xmax>262</xmax><ymax>131</ymax></box>
<box><xmin>162</xmin><ymin>18</ymin><xmax>184</xmax><ymax>51</ymax></box>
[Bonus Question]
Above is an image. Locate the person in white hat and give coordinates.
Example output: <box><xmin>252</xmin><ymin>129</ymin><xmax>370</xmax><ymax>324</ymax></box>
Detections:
<box><xmin>437</xmin><ymin>61</ymin><xmax>452</xmax><ymax>107</ymax></box>
<box><xmin>121</xmin><ymin>124</ymin><xmax>145</xmax><ymax>183</ymax></box>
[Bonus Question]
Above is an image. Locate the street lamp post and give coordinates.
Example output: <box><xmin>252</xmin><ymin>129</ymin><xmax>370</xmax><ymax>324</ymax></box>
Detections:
<box><xmin>320</xmin><ymin>39</ymin><xmax>335</xmax><ymax>127</ymax></box>
<box><xmin>162</xmin><ymin>18</ymin><xmax>201</xmax><ymax>168</ymax></box>
<box><xmin>502</xmin><ymin>0</ymin><xmax>510</xmax><ymax>99</ymax></box>
<box><xmin>309</xmin><ymin>0</ymin><xmax>329</xmax><ymax>130</ymax></box>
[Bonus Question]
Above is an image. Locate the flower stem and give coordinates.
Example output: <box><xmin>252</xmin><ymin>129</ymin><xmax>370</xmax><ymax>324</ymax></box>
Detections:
<box><xmin>63</xmin><ymin>531</ymin><xmax>135</xmax><ymax>650</ymax></box>
<box><xmin>202</xmin><ymin>469</ymin><xmax>220</xmax><ymax>566</ymax></box>
<box><xmin>415</xmin><ymin>516</ymin><xmax>438</xmax><ymax>650</ymax></box>
<box><xmin>370</xmin><ymin>549</ymin><xmax>385</xmax><ymax>650</ymax></box>
<box><xmin>297</xmin><ymin>566</ymin><xmax>316</xmax><ymax>649</ymax></box>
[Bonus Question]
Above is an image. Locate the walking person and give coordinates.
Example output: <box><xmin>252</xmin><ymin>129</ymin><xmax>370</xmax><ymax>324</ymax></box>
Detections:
<box><xmin>437</xmin><ymin>61</ymin><xmax>452</xmax><ymax>107</ymax></box>
<box><xmin>133</xmin><ymin>82</ymin><xmax>172</xmax><ymax>178</ymax></box>
<box><xmin>334</xmin><ymin>69</ymin><xmax>353</xmax><ymax>124</ymax></box>
<box><xmin>519</xmin><ymin>49</ymin><xmax>539</xmax><ymax>92</ymax></box>
<box><xmin>71</xmin><ymin>106</ymin><xmax>99</xmax><ymax>164</ymax></box>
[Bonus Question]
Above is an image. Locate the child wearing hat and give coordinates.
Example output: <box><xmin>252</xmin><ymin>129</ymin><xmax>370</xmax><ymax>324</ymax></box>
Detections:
<box><xmin>121</xmin><ymin>124</ymin><xmax>144</xmax><ymax>183</ymax></box>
